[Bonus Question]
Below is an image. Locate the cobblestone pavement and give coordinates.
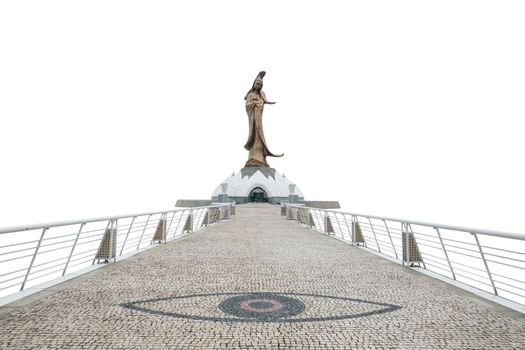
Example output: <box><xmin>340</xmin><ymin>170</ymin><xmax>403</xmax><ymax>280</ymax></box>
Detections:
<box><xmin>1</xmin><ymin>204</ymin><xmax>524</xmax><ymax>349</ymax></box>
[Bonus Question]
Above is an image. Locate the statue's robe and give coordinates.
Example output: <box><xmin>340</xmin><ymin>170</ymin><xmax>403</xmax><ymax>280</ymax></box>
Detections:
<box><xmin>244</xmin><ymin>90</ymin><xmax>283</xmax><ymax>167</ymax></box>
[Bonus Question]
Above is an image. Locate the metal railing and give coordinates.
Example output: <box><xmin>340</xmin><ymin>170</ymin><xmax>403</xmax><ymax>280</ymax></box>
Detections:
<box><xmin>0</xmin><ymin>203</ymin><xmax>234</xmax><ymax>299</ymax></box>
<box><xmin>283</xmin><ymin>204</ymin><xmax>525</xmax><ymax>306</ymax></box>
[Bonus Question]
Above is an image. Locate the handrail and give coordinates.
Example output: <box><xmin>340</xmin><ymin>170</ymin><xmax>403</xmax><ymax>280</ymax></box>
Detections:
<box><xmin>283</xmin><ymin>203</ymin><xmax>525</xmax><ymax>307</ymax></box>
<box><xmin>0</xmin><ymin>203</ymin><xmax>234</xmax><ymax>300</ymax></box>
<box><xmin>284</xmin><ymin>204</ymin><xmax>525</xmax><ymax>241</ymax></box>
<box><xmin>0</xmin><ymin>204</ymin><xmax>229</xmax><ymax>235</ymax></box>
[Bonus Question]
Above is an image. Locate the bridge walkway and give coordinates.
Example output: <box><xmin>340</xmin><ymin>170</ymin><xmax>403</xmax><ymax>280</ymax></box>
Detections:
<box><xmin>0</xmin><ymin>204</ymin><xmax>523</xmax><ymax>349</ymax></box>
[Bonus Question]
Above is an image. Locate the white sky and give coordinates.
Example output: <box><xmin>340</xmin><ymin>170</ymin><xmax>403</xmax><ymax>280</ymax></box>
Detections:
<box><xmin>1</xmin><ymin>1</ymin><xmax>524</xmax><ymax>234</ymax></box>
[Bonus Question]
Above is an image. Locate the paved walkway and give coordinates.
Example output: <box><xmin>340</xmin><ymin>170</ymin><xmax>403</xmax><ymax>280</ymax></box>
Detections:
<box><xmin>0</xmin><ymin>204</ymin><xmax>524</xmax><ymax>349</ymax></box>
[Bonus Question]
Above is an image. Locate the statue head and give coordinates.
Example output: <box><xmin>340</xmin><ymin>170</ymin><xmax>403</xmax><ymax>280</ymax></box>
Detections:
<box><xmin>245</xmin><ymin>71</ymin><xmax>266</xmax><ymax>99</ymax></box>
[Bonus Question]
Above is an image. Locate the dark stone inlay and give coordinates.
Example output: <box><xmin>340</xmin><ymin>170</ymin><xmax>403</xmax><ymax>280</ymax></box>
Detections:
<box><xmin>247</xmin><ymin>301</ymin><xmax>274</xmax><ymax>309</ymax></box>
<box><xmin>218</xmin><ymin>293</ymin><xmax>305</xmax><ymax>320</ymax></box>
<box><xmin>120</xmin><ymin>292</ymin><xmax>402</xmax><ymax>323</ymax></box>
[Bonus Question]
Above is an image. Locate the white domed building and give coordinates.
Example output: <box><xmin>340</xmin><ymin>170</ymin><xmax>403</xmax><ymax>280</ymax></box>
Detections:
<box><xmin>211</xmin><ymin>167</ymin><xmax>304</xmax><ymax>204</ymax></box>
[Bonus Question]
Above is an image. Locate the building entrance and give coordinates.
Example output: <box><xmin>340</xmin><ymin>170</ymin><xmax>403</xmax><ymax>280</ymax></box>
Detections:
<box><xmin>248</xmin><ymin>187</ymin><xmax>269</xmax><ymax>203</ymax></box>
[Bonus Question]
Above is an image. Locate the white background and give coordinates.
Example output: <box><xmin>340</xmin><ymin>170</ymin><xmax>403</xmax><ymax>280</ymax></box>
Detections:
<box><xmin>1</xmin><ymin>0</ymin><xmax>524</xmax><ymax>234</ymax></box>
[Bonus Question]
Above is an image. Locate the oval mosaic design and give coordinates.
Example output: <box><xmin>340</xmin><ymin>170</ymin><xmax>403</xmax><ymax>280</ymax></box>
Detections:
<box><xmin>218</xmin><ymin>293</ymin><xmax>305</xmax><ymax>321</ymax></box>
<box><xmin>120</xmin><ymin>292</ymin><xmax>401</xmax><ymax>323</ymax></box>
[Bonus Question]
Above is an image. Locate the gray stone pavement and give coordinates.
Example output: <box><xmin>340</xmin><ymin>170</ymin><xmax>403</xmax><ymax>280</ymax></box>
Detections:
<box><xmin>0</xmin><ymin>204</ymin><xmax>524</xmax><ymax>349</ymax></box>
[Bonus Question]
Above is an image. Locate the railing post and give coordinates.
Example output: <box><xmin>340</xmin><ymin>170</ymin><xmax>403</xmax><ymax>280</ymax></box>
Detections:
<box><xmin>63</xmin><ymin>223</ymin><xmax>85</xmax><ymax>276</ymax></box>
<box><xmin>368</xmin><ymin>217</ymin><xmax>381</xmax><ymax>253</ymax></box>
<box><xmin>341</xmin><ymin>213</ymin><xmax>351</xmax><ymax>241</ymax></box>
<box><xmin>334</xmin><ymin>212</ymin><xmax>344</xmax><ymax>238</ymax></box>
<box><xmin>20</xmin><ymin>228</ymin><xmax>47</xmax><ymax>291</ymax></box>
<box><xmin>120</xmin><ymin>216</ymin><xmax>136</xmax><ymax>256</ymax></box>
<box><xmin>137</xmin><ymin>214</ymin><xmax>152</xmax><ymax>250</ymax></box>
<box><xmin>472</xmin><ymin>232</ymin><xmax>498</xmax><ymax>295</ymax></box>
<box><xmin>435</xmin><ymin>227</ymin><xmax>456</xmax><ymax>280</ymax></box>
<box><xmin>383</xmin><ymin>219</ymin><xmax>398</xmax><ymax>259</ymax></box>
<box><xmin>165</xmin><ymin>211</ymin><xmax>176</xmax><ymax>237</ymax></box>
<box><xmin>173</xmin><ymin>211</ymin><xmax>184</xmax><ymax>237</ymax></box>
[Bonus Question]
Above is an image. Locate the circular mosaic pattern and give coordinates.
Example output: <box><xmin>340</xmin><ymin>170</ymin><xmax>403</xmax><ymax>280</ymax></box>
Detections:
<box><xmin>218</xmin><ymin>293</ymin><xmax>305</xmax><ymax>321</ymax></box>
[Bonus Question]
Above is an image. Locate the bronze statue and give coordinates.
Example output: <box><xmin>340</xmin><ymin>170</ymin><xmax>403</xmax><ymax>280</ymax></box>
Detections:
<box><xmin>244</xmin><ymin>71</ymin><xmax>283</xmax><ymax>167</ymax></box>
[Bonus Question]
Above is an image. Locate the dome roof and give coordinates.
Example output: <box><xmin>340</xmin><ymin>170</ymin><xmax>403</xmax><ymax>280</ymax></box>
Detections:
<box><xmin>212</xmin><ymin>167</ymin><xmax>303</xmax><ymax>203</ymax></box>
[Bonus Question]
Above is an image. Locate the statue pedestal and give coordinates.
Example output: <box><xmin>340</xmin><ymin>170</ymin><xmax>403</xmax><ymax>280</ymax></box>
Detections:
<box><xmin>211</xmin><ymin>167</ymin><xmax>303</xmax><ymax>205</ymax></box>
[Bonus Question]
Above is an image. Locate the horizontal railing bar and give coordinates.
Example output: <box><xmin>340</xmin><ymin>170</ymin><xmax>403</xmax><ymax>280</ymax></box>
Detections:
<box><xmin>76</xmin><ymin>232</ymin><xmax>106</xmax><ymax>241</ymax></box>
<box><xmin>483</xmin><ymin>251</ymin><xmax>525</xmax><ymax>264</ymax></box>
<box><xmin>450</xmin><ymin>266</ymin><xmax>491</xmax><ymax>281</ymax></box>
<box><xmin>441</xmin><ymin>243</ymin><xmax>484</xmax><ymax>255</ymax></box>
<box><xmin>0</xmin><ymin>274</ymin><xmax>25</xmax><ymax>285</ymax></box>
<box><xmin>418</xmin><ymin>251</ymin><xmax>447</xmax><ymax>262</ymax></box>
<box><xmin>424</xmin><ymin>262</ymin><xmax>452</xmax><ymax>273</ymax></box>
<box><xmin>0</xmin><ymin>267</ymin><xmax>28</xmax><ymax>279</ymax></box>
<box><xmin>495</xmin><ymin>286</ymin><xmax>525</xmax><ymax>298</ymax></box>
<box><xmin>411</xmin><ymin>231</ymin><xmax>441</xmax><ymax>240</ymax></box>
<box><xmin>122</xmin><ymin>236</ymin><xmax>143</xmax><ymax>244</ymax></box>
<box><xmin>286</xmin><ymin>205</ymin><xmax>525</xmax><ymax>240</ymax></box>
<box><xmin>117</xmin><ymin>227</ymin><xmax>146</xmax><ymax>236</ymax></box>
<box><xmin>411</xmin><ymin>236</ymin><xmax>443</xmax><ymax>248</ymax></box>
<box><xmin>30</xmin><ymin>261</ymin><xmax>68</xmax><ymax>275</ymax></box>
<box><xmin>442</xmin><ymin>248</ymin><xmax>483</xmax><ymax>260</ymax></box>
<box><xmin>0</xmin><ymin>253</ymin><xmax>35</xmax><ymax>264</ymax></box>
<box><xmin>0</xmin><ymin>281</ymin><xmax>23</xmax><ymax>292</ymax></box>
<box><xmin>368</xmin><ymin>226</ymin><xmax>391</xmax><ymax>234</ymax></box>
<box><xmin>422</xmin><ymin>257</ymin><xmax>450</xmax><ymax>269</ymax></box>
<box><xmin>449</xmin><ymin>259</ymin><xmax>489</xmax><ymax>273</ymax></box>
<box><xmin>37</xmin><ymin>231</ymin><xmax>81</xmax><ymax>242</ymax></box>
<box><xmin>66</xmin><ymin>258</ymin><xmax>94</xmax><ymax>269</ymax></box>
<box><xmin>39</xmin><ymin>237</ymin><xmax>78</xmax><ymax>250</ymax></box>
<box><xmin>440</xmin><ymin>236</ymin><xmax>479</xmax><ymax>247</ymax></box>
<box><xmin>0</xmin><ymin>239</ymin><xmax>41</xmax><ymax>249</ymax></box>
<box><xmin>67</xmin><ymin>252</ymin><xmax>96</xmax><ymax>264</ymax></box>
<box><xmin>493</xmin><ymin>279</ymin><xmax>525</xmax><ymax>293</ymax></box>
<box><xmin>69</xmin><ymin>251</ymin><xmax>96</xmax><ymax>260</ymax></box>
<box><xmin>75</xmin><ymin>237</ymin><xmax>106</xmax><ymax>247</ymax></box>
<box><xmin>31</xmin><ymin>255</ymin><xmax>67</xmax><ymax>269</ymax></box>
<box><xmin>367</xmin><ymin>230</ymin><xmax>391</xmax><ymax>238</ymax></box>
<box><xmin>485</xmin><ymin>259</ymin><xmax>525</xmax><ymax>270</ymax></box>
<box><xmin>0</xmin><ymin>245</ymin><xmax>38</xmax><ymax>257</ymax></box>
<box><xmin>0</xmin><ymin>205</ymin><xmax>229</xmax><ymax>235</ymax></box>
<box><xmin>375</xmin><ymin>238</ymin><xmax>395</xmax><ymax>247</ymax></box>
<box><xmin>491</xmin><ymin>272</ymin><xmax>525</xmax><ymax>286</ymax></box>
<box><xmin>481</xmin><ymin>245</ymin><xmax>525</xmax><ymax>256</ymax></box>
<box><xmin>454</xmin><ymin>272</ymin><xmax>493</xmax><ymax>287</ymax></box>
<box><xmin>36</xmin><ymin>245</ymin><xmax>78</xmax><ymax>255</ymax></box>
<box><xmin>26</xmin><ymin>267</ymin><xmax>64</xmax><ymax>283</ymax></box>
<box><xmin>72</xmin><ymin>227</ymin><xmax>106</xmax><ymax>235</ymax></box>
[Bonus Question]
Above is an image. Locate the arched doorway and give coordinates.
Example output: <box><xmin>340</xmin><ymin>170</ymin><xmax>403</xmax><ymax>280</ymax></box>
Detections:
<box><xmin>248</xmin><ymin>187</ymin><xmax>269</xmax><ymax>203</ymax></box>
